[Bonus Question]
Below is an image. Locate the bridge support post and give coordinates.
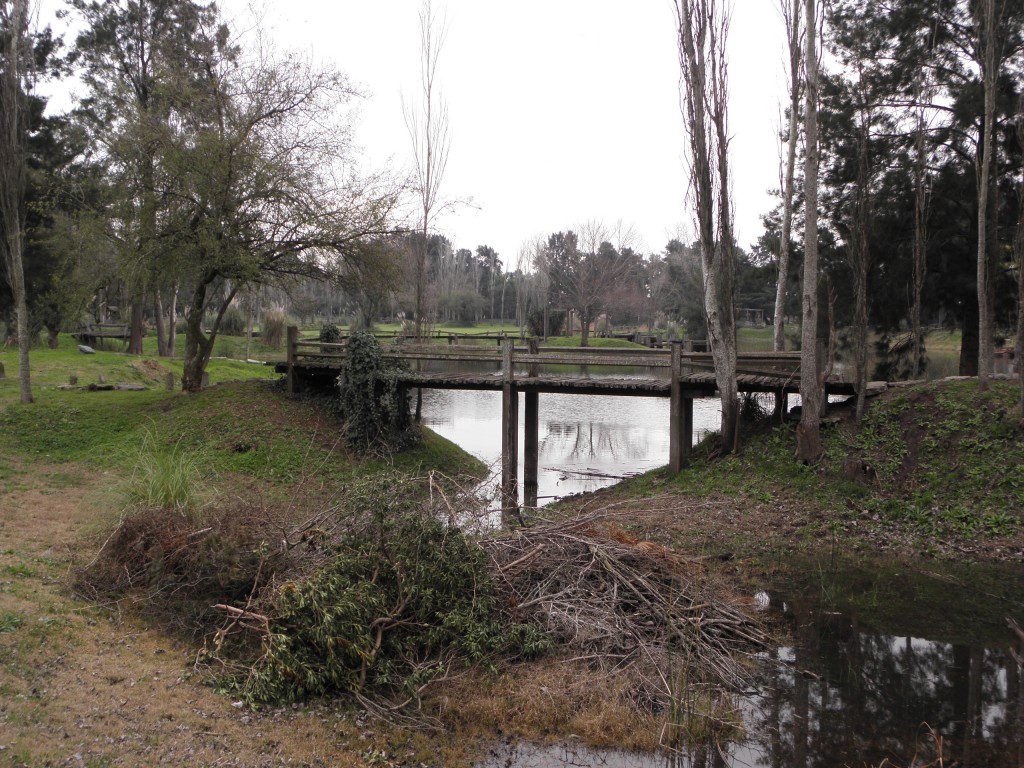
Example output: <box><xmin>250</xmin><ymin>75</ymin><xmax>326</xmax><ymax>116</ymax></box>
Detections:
<box><xmin>524</xmin><ymin>338</ymin><xmax>540</xmax><ymax>508</ymax></box>
<box><xmin>500</xmin><ymin>339</ymin><xmax>519</xmax><ymax>516</ymax></box>
<box><xmin>286</xmin><ymin>325</ymin><xmax>298</xmax><ymax>395</ymax></box>
<box><xmin>669</xmin><ymin>341</ymin><xmax>693</xmax><ymax>472</ymax></box>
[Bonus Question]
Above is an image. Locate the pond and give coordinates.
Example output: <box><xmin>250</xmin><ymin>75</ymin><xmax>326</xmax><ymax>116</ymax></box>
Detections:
<box><xmin>478</xmin><ymin>555</ymin><xmax>1024</xmax><ymax>767</ymax></box>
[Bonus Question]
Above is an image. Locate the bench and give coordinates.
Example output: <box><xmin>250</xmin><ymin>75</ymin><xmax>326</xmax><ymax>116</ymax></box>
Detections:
<box><xmin>73</xmin><ymin>323</ymin><xmax>132</xmax><ymax>348</ymax></box>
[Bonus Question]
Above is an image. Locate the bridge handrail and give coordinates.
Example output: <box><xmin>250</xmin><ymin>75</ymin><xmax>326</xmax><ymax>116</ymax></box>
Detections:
<box><xmin>285</xmin><ymin>327</ymin><xmax>802</xmax><ymax>384</ymax></box>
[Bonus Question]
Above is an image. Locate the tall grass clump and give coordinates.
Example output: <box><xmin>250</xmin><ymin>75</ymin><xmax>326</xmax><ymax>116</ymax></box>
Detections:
<box><xmin>260</xmin><ymin>308</ymin><xmax>290</xmax><ymax>348</ymax></box>
<box><xmin>122</xmin><ymin>432</ymin><xmax>205</xmax><ymax>520</ymax></box>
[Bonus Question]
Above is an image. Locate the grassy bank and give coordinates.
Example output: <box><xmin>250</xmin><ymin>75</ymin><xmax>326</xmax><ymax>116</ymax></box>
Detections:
<box><xmin>590</xmin><ymin>378</ymin><xmax>1024</xmax><ymax>565</ymax></box>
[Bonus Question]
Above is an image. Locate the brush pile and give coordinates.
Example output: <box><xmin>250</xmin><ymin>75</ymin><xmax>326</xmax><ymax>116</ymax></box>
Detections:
<box><xmin>483</xmin><ymin>512</ymin><xmax>768</xmax><ymax>696</ymax></box>
<box><xmin>78</xmin><ymin>468</ymin><xmax>767</xmax><ymax>714</ymax></box>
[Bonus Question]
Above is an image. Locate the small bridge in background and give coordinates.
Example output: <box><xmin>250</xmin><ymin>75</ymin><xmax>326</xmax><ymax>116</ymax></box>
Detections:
<box><xmin>279</xmin><ymin>328</ymin><xmax>858</xmax><ymax>511</ymax></box>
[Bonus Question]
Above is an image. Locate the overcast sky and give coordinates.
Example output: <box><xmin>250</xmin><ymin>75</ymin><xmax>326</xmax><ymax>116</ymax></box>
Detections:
<box><xmin>214</xmin><ymin>1</ymin><xmax>791</xmax><ymax>267</ymax></box>
<box><xmin>41</xmin><ymin>1</ymin><xmax>790</xmax><ymax>268</ymax></box>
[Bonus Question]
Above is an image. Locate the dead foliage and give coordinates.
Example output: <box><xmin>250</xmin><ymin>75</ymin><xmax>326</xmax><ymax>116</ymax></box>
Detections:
<box><xmin>74</xmin><ymin>502</ymin><xmax>273</xmax><ymax>635</ymax></box>
<box><xmin>482</xmin><ymin>510</ymin><xmax>769</xmax><ymax>709</ymax></box>
<box><xmin>75</xmin><ymin>472</ymin><xmax>767</xmax><ymax>733</ymax></box>
<box><xmin>128</xmin><ymin>358</ymin><xmax>171</xmax><ymax>381</ymax></box>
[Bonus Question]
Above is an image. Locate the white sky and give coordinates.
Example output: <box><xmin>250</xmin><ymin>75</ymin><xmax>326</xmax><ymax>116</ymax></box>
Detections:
<box><xmin>223</xmin><ymin>0</ymin><xmax>790</xmax><ymax>266</ymax></box>
<box><xmin>40</xmin><ymin>0</ymin><xmax>791</xmax><ymax>269</ymax></box>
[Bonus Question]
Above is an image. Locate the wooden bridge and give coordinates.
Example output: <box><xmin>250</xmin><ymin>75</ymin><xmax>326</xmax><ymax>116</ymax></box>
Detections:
<box><xmin>280</xmin><ymin>328</ymin><xmax>856</xmax><ymax>511</ymax></box>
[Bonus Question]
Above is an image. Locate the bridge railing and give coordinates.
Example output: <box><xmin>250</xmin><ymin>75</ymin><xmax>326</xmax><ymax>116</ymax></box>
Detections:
<box><xmin>284</xmin><ymin>327</ymin><xmax>802</xmax><ymax>387</ymax></box>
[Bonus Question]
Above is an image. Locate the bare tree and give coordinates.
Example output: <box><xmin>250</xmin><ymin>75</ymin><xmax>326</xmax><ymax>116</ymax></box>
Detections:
<box><xmin>674</xmin><ymin>0</ymin><xmax>739</xmax><ymax>452</ymax></box>
<box><xmin>773</xmin><ymin>0</ymin><xmax>802</xmax><ymax>354</ymax></box>
<box><xmin>517</xmin><ymin>235</ymin><xmax>547</xmax><ymax>336</ymax></box>
<box><xmin>975</xmin><ymin>0</ymin><xmax>1000</xmax><ymax>391</ymax></box>
<box><xmin>404</xmin><ymin>0</ymin><xmax>450</xmax><ymax>341</ymax></box>
<box><xmin>797</xmin><ymin>0</ymin><xmax>824</xmax><ymax>463</ymax></box>
<box><xmin>0</xmin><ymin>0</ymin><xmax>32</xmax><ymax>403</ymax></box>
<box><xmin>1015</xmin><ymin>101</ymin><xmax>1024</xmax><ymax>422</ymax></box>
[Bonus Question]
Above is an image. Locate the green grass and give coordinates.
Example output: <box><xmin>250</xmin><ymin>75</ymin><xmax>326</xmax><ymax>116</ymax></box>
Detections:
<box><xmin>615</xmin><ymin>376</ymin><xmax>1023</xmax><ymax>564</ymax></box>
<box><xmin>0</xmin><ymin>334</ymin><xmax>484</xmax><ymax>497</ymax></box>
<box><xmin>541</xmin><ymin>335</ymin><xmax>644</xmax><ymax>348</ymax></box>
<box><xmin>0</xmin><ymin>611</ymin><xmax>25</xmax><ymax>633</ymax></box>
<box><xmin>0</xmin><ymin>333</ymin><xmax>276</xmax><ymax>406</ymax></box>
<box><xmin>122</xmin><ymin>432</ymin><xmax>205</xmax><ymax>517</ymax></box>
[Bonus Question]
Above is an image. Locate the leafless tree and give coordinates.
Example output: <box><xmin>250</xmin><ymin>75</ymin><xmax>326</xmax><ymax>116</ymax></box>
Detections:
<box><xmin>404</xmin><ymin>0</ymin><xmax>450</xmax><ymax>341</ymax></box>
<box><xmin>0</xmin><ymin>0</ymin><xmax>32</xmax><ymax>403</ymax></box>
<box><xmin>1015</xmin><ymin>101</ymin><xmax>1024</xmax><ymax>422</ymax></box>
<box><xmin>538</xmin><ymin>221</ymin><xmax>637</xmax><ymax>347</ymax></box>
<box><xmin>673</xmin><ymin>0</ymin><xmax>739</xmax><ymax>452</ymax></box>
<box><xmin>797</xmin><ymin>0</ymin><xmax>824</xmax><ymax>463</ymax></box>
<box><xmin>773</xmin><ymin>0</ymin><xmax>802</xmax><ymax>354</ymax></box>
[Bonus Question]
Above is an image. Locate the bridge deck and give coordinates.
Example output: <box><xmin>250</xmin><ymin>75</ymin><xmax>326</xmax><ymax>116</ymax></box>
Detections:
<box><xmin>277</xmin><ymin>362</ymin><xmax>856</xmax><ymax>397</ymax></box>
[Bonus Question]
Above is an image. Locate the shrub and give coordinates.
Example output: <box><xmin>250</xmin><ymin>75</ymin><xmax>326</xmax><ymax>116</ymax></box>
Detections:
<box><xmin>336</xmin><ymin>331</ymin><xmax>417</xmax><ymax>454</ymax></box>
<box><xmin>318</xmin><ymin>323</ymin><xmax>343</xmax><ymax>344</ymax></box>
<box><xmin>240</xmin><ymin>503</ymin><xmax>551</xmax><ymax>705</ymax></box>
<box><xmin>527</xmin><ymin>308</ymin><xmax>565</xmax><ymax>338</ymax></box>
<box><xmin>218</xmin><ymin>305</ymin><xmax>247</xmax><ymax>336</ymax></box>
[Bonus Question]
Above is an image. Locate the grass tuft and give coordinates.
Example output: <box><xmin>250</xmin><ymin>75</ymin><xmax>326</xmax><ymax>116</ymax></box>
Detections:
<box><xmin>122</xmin><ymin>433</ymin><xmax>206</xmax><ymax>520</ymax></box>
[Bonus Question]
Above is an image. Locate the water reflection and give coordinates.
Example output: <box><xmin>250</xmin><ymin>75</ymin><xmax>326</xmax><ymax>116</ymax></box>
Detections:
<box><xmin>420</xmin><ymin>389</ymin><xmax>721</xmax><ymax>503</ymax></box>
<box><xmin>476</xmin><ymin>561</ymin><xmax>1024</xmax><ymax>768</ymax></box>
<box><xmin>742</xmin><ymin>618</ymin><xmax>1024</xmax><ymax>767</ymax></box>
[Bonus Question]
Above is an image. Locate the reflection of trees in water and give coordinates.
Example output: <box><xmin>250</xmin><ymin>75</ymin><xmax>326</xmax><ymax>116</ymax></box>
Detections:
<box><xmin>742</xmin><ymin>605</ymin><xmax>1024</xmax><ymax>767</ymax></box>
<box><xmin>542</xmin><ymin>421</ymin><xmax>650</xmax><ymax>465</ymax></box>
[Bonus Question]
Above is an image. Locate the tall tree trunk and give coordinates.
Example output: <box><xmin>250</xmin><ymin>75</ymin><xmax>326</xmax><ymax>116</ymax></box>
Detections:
<box><xmin>773</xmin><ymin>0</ymin><xmax>802</xmax><ymax>354</ymax></box>
<box><xmin>797</xmin><ymin>0</ymin><xmax>824</xmax><ymax>463</ymax></box>
<box><xmin>0</xmin><ymin>0</ymin><xmax>32</xmax><ymax>403</ymax></box>
<box><xmin>182</xmin><ymin>278</ymin><xmax>238</xmax><ymax>391</ymax></box>
<box><xmin>960</xmin><ymin>297</ymin><xmax>980</xmax><ymax>375</ymax></box>
<box><xmin>166</xmin><ymin>281</ymin><xmax>177</xmax><ymax>357</ymax></box>
<box><xmin>852</xmin><ymin>78</ymin><xmax>872</xmax><ymax>423</ymax></box>
<box><xmin>710</xmin><ymin>26</ymin><xmax>739</xmax><ymax>448</ymax></box>
<box><xmin>154</xmin><ymin>288</ymin><xmax>168</xmax><ymax>357</ymax></box>
<box><xmin>675</xmin><ymin>0</ymin><xmax>738</xmax><ymax>453</ymax></box>
<box><xmin>911</xmin><ymin>72</ymin><xmax>930</xmax><ymax>379</ymax></box>
<box><xmin>1019</xmin><ymin>238</ymin><xmax>1023</xmax><ymax>421</ymax></box>
<box><xmin>127</xmin><ymin>297</ymin><xmax>145</xmax><ymax>354</ymax></box>
<box><xmin>1015</xmin><ymin>106</ymin><xmax>1024</xmax><ymax>420</ymax></box>
<box><xmin>975</xmin><ymin>0</ymin><xmax>998</xmax><ymax>391</ymax></box>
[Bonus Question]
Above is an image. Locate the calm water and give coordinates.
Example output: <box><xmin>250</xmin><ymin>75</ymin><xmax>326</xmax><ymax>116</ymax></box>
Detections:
<box><xmin>479</xmin><ymin>557</ymin><xmax>1024</xmax><ymax>768</ymax></box>
<box><xmin>421</xmin><ymin>388</ymin><xmax>724</xmax><ymax>504</ymax></box>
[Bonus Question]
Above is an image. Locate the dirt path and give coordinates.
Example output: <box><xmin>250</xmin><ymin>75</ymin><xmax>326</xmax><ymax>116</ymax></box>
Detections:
<box><xmin>0</xmin><ymin>464</ymin><xmax>415</xmax><ymax>768</ymax></box>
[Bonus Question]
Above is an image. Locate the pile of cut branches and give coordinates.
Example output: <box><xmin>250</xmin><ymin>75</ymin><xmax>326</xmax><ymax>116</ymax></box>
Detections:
<box><xmin>483</xmin><ymin>511</ymin><xmax>768</xmax><ymax>705</ymax></box>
